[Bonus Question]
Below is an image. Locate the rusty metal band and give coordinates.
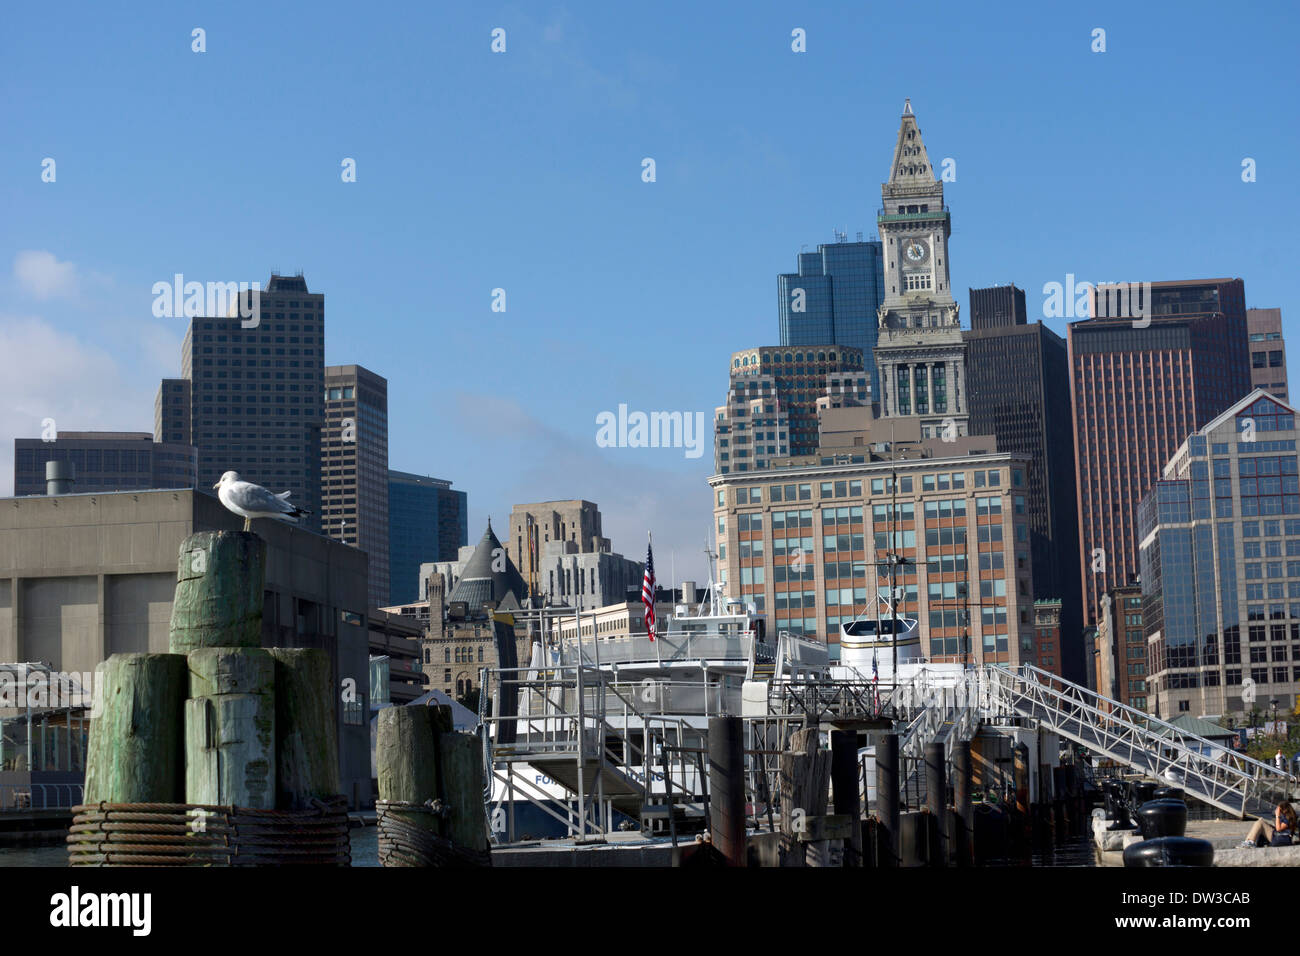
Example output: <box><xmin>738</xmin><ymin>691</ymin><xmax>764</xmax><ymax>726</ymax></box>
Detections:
<box><xmin>66</xmin><ymin>796</ymin><xmax>352</xmax><ymax>866</ymax></box>
<box><xmin>375</xmin><ymin>800</ymin><xmax>490</xmax><ymax>868</ymax></box>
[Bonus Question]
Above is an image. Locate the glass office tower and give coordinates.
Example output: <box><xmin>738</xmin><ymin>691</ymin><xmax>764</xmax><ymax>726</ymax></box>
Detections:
<box><xmin>778</xmin><ymin>239</ymin><xmax>885</xmax><ymax>397</ymax></box>
<box><xmin>1140</xmin><ymin>390</ymin><xmax>1300</xmax><ymax>720</ymax></box>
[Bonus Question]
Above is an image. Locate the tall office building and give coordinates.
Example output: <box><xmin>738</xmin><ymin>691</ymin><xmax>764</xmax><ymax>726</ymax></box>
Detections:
<box><xmin>159</xmin><ymin>272</ymin><xmax>325</xmax><ymax>534</ymax></box>
<box><xmin>712</xmin><ymin>453</ymin><xmax>1034</xmax><ymax>664</ymax></box>
<box><xmin>1247</xmin><ymin>308</ymin><xmax>1289</xmax><ymax>402</ymax></box>
<box><xmin>965</xmin><ymin>285</ymin><xmax>1082</xmax><ymax>680</ymax></box>
<box><xmin>874</xmin><ymin>100</ymin><xmax>969</xmax><ymax>439</ymax></box>
<box><xmin>969</xmin><ymin>285</ymin><xmax>1027</xmax><ymax>330</ymax></box>
<box><xmin>13</xmin><ymin>431</ymin><xmax>196</xmax><ymax>496</ymax></box>
<box><xmin>1139</xmin><ymin>390</ymin><xmax>1299</xmax><ymax>719</ymax></box>
<box><xmin>714</xmin><ymin>346</ymin><xmax>868</xmax><ymax>473</ymax></box>
<box><xmin>324</xmin><ymin>365</ymin><xmax>390</xmax><ymax>610</ymax></box>
<box><xmin>1069</xmin><ymin>278</ymin><xmax>1251</xmax><ymax>631</ymax></box>
<box><xmin>505</xmin><ymin>500</ymin><xmax>642</xmax><ymax>609</ymax></box>
<box><xmin>388</xmin><ymin>470</ymin><xmax>467</xmax><ymax>606</ymax></box>
<box><xmin>778</xmin><ymin>239</ymin><xmax>885</xmax><ymax>396</ymax></box>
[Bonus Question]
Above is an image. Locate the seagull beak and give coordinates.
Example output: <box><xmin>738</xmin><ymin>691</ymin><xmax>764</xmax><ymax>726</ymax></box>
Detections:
<box><xmin>212</xmin><ymin>481</ymin><xmax>220</xmax><ymax>489</ymax></box>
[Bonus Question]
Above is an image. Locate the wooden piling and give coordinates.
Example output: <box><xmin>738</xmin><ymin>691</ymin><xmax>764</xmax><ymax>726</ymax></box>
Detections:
<box><xmin>708</xmin><ymin>715</ymin><xmax>746</xmax><ymax>866</ymax></box>
<box><xmin>437</xmin><ymin>730</ymin><xmax>489</xmax><ymax>853</ymax></box>
<box><xmin>952</xmin><ymin>740</ymin><xmax>973</xmax><ymax>866</ymax></box>
<box><xmin>779</xmin><ymin>727</ymin><xmax>830</xmax><ymax>867</ymax></box>
<box><xmin>168</xmin><ymin>531</ymin><xmax>266</xmax><ymax>654</ymax></box>
<box><xmin>875</xmin><ymin>732</ymin><xmax>900</xmax><ymax>867</ymax></box>
<box><xmin>830</xmin><ymin>730</ymin><xmax>862</xmax><ymax>867</ymax></box>
<box><xmin>83</xmin><ymin>653</ymin><xmax>187</xmax><ymax>804</ymax></box>
<box><xmin>185</xmin><ymin>647</ymin><xmax>276</xmax><ymax>808</ymax></box>
<box><xmin>924</xmin><ymin>741</ymin><xmax>947</xmax><ymax>866</ymax></box>
<box><xmin>268</xmin><ymin>648</ymin><xmax>340</xmax><ymax>810</ymax></box>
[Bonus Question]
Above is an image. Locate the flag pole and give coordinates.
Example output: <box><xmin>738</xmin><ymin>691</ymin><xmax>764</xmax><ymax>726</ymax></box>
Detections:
<box><xmin>648</xmin><ymin>530</ymin><xmax>661</xmax><ymax>664</ymax></box>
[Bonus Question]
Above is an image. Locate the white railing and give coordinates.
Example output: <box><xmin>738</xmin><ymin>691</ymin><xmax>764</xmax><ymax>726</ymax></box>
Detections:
<box><xmin>987</xmin><ymin>664</ymin><xmax>1293</xmax><ymax>818</ymax></box>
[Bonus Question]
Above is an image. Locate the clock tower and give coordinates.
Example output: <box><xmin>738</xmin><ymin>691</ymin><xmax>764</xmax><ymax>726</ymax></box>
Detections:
<box><xmin>875</xmin><ymin>100</ymin><xmax>969</xmax><ymax>437</ymax></box>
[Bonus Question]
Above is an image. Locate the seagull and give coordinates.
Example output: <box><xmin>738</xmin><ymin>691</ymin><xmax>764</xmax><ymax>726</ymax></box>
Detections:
<box><xmin>213</xmin><ymin>471</ymin><xmax>312</xmax><ymax>531</ymax></box>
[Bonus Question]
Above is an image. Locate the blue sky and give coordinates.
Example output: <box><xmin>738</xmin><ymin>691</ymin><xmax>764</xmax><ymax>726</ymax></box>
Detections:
<box><xmin>3</xmin><ymin>0</ymin><xmax>1298</xmax><ymax>584</ymax></box>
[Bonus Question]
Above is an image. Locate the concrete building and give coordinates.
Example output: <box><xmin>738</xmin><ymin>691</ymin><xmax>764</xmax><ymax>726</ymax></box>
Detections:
<box><xmin>368</xmin><ymin>610</ymin><xmax>426</xmax><ymax>705</ymax></box>
<box><xmin>714</xmin><ymin>346</ymin><xmax>869</xmax><ymax>473</ymax></box>
<box><xmin>874</xmin><ymin>101</ymin><xmax>970</xmax><ymax>439</ymax></box>
<box><xmin>157</xmin><ymin>272</ymin><xmax>325</xmax><ymax>534</ymax></box>
<box><xmin>1095</xmin><ymin>582</ymin><xmax>1147</xmax><ymax>712</ymax></box>
<box><xmin>964</xmin><ymin>286</ymin><xmax>1082</xmax><ymax>681</ymax></box>
<box><xmin>14</xmin><ymin>432</ymin><xmax>196</xmax><ymax>497</ymax></box>
<box><xmin>1139</xmin><ymin>390</ymin><xmax>1300</xmax><ymax>721</ymax></box>
<box><xmin>504</xmin><ymin>501</ymin><xmax>641</xmax><ymax>609</ymax></box>
<box><xmin>1030</xmin><ymin>598</ymin><xmax>1063</xmax><ymax>677</ymax></box>
<box><xmin>710</xmin><ymin>451</ymin><xmax>1035</xmax><ymax>664</ymax></box>
<box><xmin>1247</xmin><ymin>308</ymin><xmax>1288</xmax><ymax>402</ymax></box>
<box><xmin>324</xmin><ymin>365</ymin><xmax>389</xmax><ymax>609</ymax></box>
<box><xmin>422</xmin><ymin>523</ymin><xmax>531</xmax><ymax>701</ymax></box>
<box><xmin>0</xmin><ymin>488</ymin><xmax>372</xmax><ymax>807</ymax></box>
<box><xmin>1070</xmin><ymin>278</ymin><xmax>1251</xmax><ymax>631</ymax></box>
<box><xmin>387</xmin><ymin>471</ymin><xmax>467</xmax><ymax>606</ymax></box>
<box><xmin>778</xmin><ymin>237</ymin><xmax>886</xmax><ymax>395</ymax></box>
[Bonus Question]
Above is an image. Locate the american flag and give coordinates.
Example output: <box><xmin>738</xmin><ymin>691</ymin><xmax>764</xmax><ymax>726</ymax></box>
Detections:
<box><xmin>872</xmin><ymin>651</ymin><xmax>880</xmax><ymax>709</ymax></box>
<box><xmin>642</xmin><ymin>541</ymin><xmax>657</xmax><ymax>642</ymax></box>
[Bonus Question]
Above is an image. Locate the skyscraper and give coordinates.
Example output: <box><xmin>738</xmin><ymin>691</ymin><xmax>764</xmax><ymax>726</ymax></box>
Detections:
<box><xmin>778</xmin><ymin>239</ymin><xmax>885</xmax><ymax>395</ymax></box>
<box><xmin>324</xmin><ymin>365</ymin><xmax>389</xmax><ymax>610</ymax></box>
<box><xmin>714</xmin><ymin>345</ymin><xmax>868</xmax><ymax>473</ymax></box>
<box><xmin>1138</xmin><ymin>390</ymin><xmax>1299</xmax><ymax>719</ymax></box>
<box><xmin>387</xmin><ymin>470</ymin><xmax>467</xmax><ymax>606</ymax></box>
<box><xmin>874</xmin><ymin>100</ymin><xmax>969</xmax><ymax>439</ymax></box>
<box><xmin>965</xmin><ymin>285</ymin><xmax>1082</xmax><ymax>680</ymax></box>
<box><xmin>1070</xmin><ymin>278</ymin><xmax>1250</xmax><ymax>631</ymax></box>
<box><xmin>162</xmin><ymin>272</ymin><xmax>325</xmax><ymax>533</ymax></box>
<box><xmin>1246</xmin><ymin>308</ymin><xmax>1289</xmax><ymax>402</ymax></box>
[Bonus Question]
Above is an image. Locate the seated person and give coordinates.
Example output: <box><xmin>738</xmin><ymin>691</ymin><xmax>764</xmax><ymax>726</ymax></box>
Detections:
<box><xmin>1239</xmin><ymin>801</ymin><xmax>1297</xmax><ymax>848</ymax></box>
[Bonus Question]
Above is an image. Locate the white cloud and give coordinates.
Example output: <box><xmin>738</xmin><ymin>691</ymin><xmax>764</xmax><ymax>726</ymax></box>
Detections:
<box><xmin>445</xmin><ymin>391</ymin><xmax>714</xmax><ymax>584</ymax></box>
<box><xmin>13</xmin><ymin>250</ymin><xmax>79</xmax><ymax>300</ymax></box>
<box><xmin>0</xmin><ymin>315</ymin><xmax>162</xmax><ymax>496</ymax></box>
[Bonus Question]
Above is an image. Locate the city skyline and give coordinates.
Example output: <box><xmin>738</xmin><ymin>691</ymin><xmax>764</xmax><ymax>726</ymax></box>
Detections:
<box><xmin>4</xmin><ymin>1</ymin><xmax>1299</xmax><ymax>586</ymax></box>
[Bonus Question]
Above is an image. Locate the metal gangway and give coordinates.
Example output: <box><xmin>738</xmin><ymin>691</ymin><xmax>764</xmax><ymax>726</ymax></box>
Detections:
<box><xmin>890</xmin><ymin>669</ymin><xmax>981</xmax><ymax>808</ymax></box>
<box><xmin>985</xmin><ymin>664</ymin><xmax>1294</xmax><ymax>819</ymax></box>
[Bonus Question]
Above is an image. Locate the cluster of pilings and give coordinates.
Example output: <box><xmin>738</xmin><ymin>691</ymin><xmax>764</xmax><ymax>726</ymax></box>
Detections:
<box><xmin>70</xmin><ymin>532</ymin><xmax>347</xmax><ymax>865</ymax></box>
<box><xmin>694</xmin><ymin>720</ymin><xmax>1091</xmax><ymax>867</ymax></box>
<box><xmin>375</xmin><ymin>701</ymin><xmax>491</xmax><ymax>866</ymax></box>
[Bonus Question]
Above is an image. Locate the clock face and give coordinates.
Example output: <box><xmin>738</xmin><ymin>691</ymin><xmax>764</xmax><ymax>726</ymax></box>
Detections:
<box><xmin>904</xmin><ymin>239</ymin><xmax>928</xmax><ymax>263</ymax></box>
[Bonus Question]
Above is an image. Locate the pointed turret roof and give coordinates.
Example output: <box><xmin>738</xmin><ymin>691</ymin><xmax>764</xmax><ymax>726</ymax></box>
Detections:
<box><xmin>885</xmin><ymin>99</ymin><xmax>936</xmax><ymax>189</ymax></box>
<box><xmin>448</xmin><ymin>522</ymin><xmax>527</xmax><ymax>611</ymax></box>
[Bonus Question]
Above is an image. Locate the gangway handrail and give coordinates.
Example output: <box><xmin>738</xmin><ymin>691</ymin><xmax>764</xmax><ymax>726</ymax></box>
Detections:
<box><xmin>988</xmin><ymin>663</ymin><xmax>1292</xmax><ymax>817</ymax></box>
<box><xmin>999</xmin><ymin>663</ymin><xmax>1286</xmax><ymax>779</ymax></box>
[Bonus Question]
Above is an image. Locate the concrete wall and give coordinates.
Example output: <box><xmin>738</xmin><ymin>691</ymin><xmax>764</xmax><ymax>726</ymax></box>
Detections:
<box><xmin>0</xmin><ymin>488</ymin><xmax>372</xmax><ymax>807</ymax></box>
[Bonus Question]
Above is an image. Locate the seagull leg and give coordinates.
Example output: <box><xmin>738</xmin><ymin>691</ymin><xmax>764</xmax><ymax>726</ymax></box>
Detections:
<box><xmin>244</xmin><ymin>517</ymin><xmax>251</xmax><ymax>532</ymax></box>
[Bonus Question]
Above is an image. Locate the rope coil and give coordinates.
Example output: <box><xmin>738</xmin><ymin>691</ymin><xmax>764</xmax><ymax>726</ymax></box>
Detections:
<box><xmin>66</xmin><ymin>796</ymin><xmax>351</xmax><ymax>866</ymax></box>
<box><xmin>375</xmin><ymin>799</ymin><xmax>490</xmax><ymax>868</ymax></box>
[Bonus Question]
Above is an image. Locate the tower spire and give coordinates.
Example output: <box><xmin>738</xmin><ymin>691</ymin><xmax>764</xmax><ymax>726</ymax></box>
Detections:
<box><xmin>886</xmin><ymin>101</ymin><xmax>934</xmax><ymax>188</ymax></box>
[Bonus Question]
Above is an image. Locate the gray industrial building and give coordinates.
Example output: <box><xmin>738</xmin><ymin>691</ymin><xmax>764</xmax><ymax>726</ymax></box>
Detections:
<box><xmin>0</xmin><ymin>488</ymin><xmax>372</xmax><ymax>807</ymax></box>
<box><xmin>13</xmin><ymin>431</ymin><xmax>196</xmax><ymax>496</ymax></box>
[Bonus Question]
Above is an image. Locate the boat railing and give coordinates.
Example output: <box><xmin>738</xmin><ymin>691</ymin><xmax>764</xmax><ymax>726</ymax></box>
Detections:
<box><xmin>558</xmin><ymin>631</ymin><xmax>756</xmax><ymax>668</ymax></box>
<box><xmin>481</xmin><ymin>663</ymin><xmax>721</xmax><ymax>843</ymax></box>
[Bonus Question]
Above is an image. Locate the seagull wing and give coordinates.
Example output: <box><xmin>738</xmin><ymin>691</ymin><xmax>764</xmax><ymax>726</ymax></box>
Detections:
<box><xmin>227</xmin><ymin>480</ymin><xmax>297</xmax><ymax>516</ymax></box>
